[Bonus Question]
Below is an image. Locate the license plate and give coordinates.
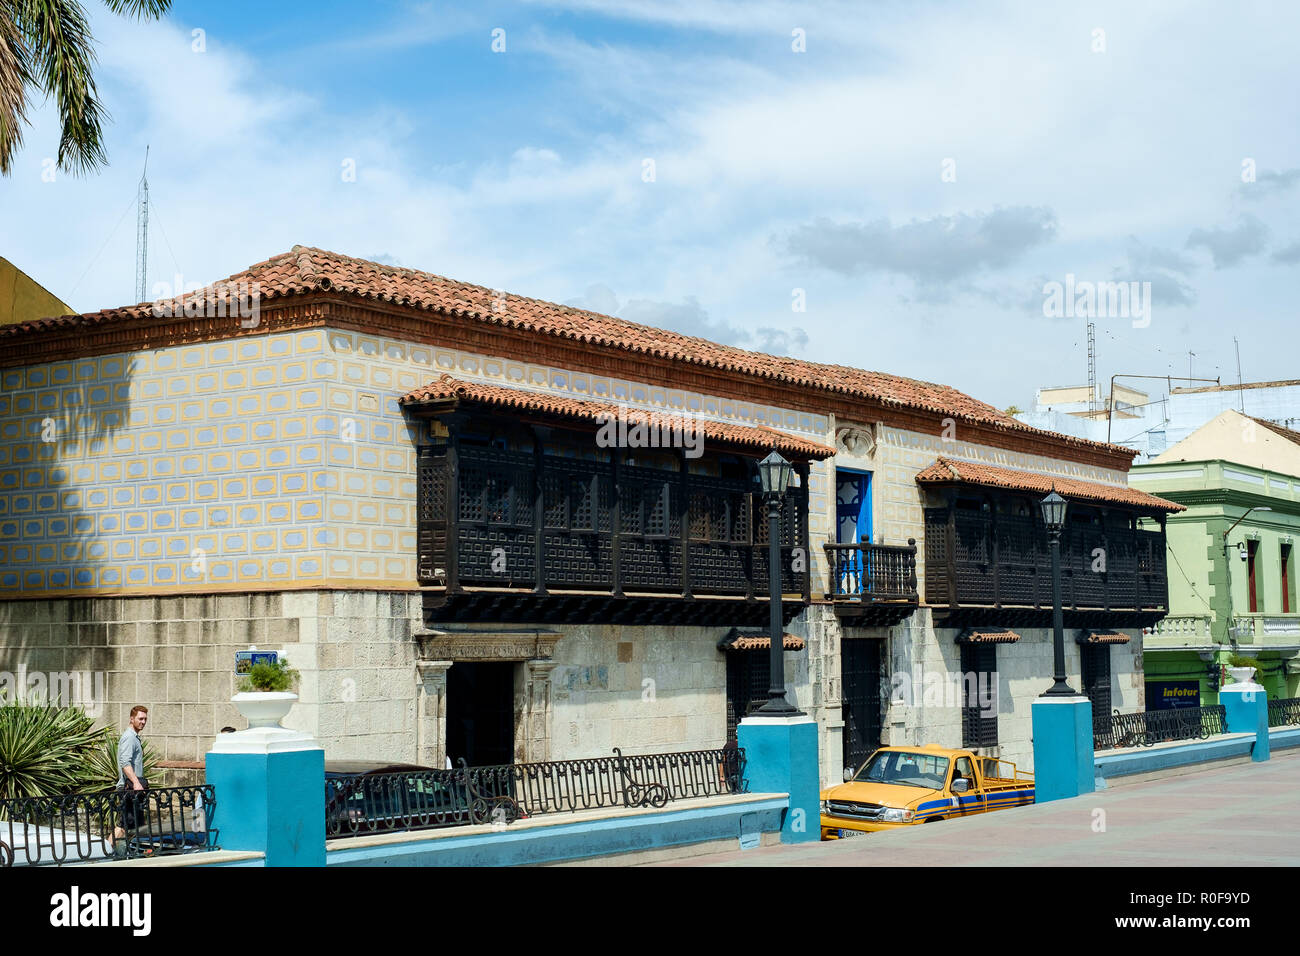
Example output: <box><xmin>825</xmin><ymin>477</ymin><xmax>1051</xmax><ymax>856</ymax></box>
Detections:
<box><xmin>837</xmin><ymin>828</ymin><xmax>862</xmax><ymax>839</ymax></box>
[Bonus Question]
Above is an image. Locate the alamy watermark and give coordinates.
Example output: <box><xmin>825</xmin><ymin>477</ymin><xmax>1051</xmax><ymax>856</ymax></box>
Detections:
<box><xmin>595</xmin><ymin>405</ymin><xmax>704</xmax><ymax>459</ymax></box>
<box><xmin>0</xmin><ymin>667</ymin><xmax>106</xmax><ymax>718</ymax></box>
<box><xmin>150</xmin><ymin>273</ymin><xmax>262</xmax><ymax>328</ymax></box>
<box><xmin>888</xmin><ymin>665</ymin><xmax>996</xmax><ymax>717</ymax></box>
<box><xmin>1042</xmin><ymin>273</ymin><xmax>1151</xmax><ymax>328</ymax></box>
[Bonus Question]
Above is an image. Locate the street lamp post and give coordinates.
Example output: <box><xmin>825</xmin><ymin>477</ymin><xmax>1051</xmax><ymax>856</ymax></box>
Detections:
<box><xmin>1040</xmin><ymin>490</ymin><xmax>1077</xmax><ymax>697</ymax></box>
<box><xmin>757</xmin><ymin>450</ymin><xmax>800</xmax><ymax>715</ymax></box>
<box><xmin>1221</xmin><ymin>506</ymin><xmax>1272</xmax><ymax>645</ymax></box>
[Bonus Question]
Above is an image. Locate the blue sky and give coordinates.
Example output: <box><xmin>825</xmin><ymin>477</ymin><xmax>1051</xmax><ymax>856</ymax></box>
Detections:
<box><xmin>2</xmin><ymin>0</ymin><xmax>1298</xmax><ymax>411</ymax></box>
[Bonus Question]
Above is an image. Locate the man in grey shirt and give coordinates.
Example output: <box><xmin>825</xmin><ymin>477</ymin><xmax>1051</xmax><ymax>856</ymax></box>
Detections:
<box><xmin>113</xmin><ymin>705</ymin><xmax>148</xmax><ymax>845</ymax></box>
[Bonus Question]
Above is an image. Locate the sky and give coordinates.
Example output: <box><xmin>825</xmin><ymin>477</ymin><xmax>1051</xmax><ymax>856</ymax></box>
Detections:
<box><xmin>1</xmin><ymin>0</ymin><xmax>1297</xmax><ymax>412</ymax></box>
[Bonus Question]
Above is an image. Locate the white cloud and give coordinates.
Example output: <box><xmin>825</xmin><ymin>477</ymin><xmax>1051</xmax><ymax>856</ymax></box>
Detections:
<box><xmin>1</xmin><ymin>0</ymin><xmax>1298</xmax><ymax>411</ymax></box>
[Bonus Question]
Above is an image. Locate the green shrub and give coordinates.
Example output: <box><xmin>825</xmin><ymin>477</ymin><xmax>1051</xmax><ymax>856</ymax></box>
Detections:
<box><xmin>1228</xmin><ymin>653</ymin><xmax>1263</xmax><ymax>670</ymax></box>
<box><xmin>238</xmin><ymin>656</ymin><xmax>299</xmax><ymax>693</ymax></box>
<box><xmin>0</xmin><ymin>700</ymin><xmax>110</xmax><ymax>800</ymax></box>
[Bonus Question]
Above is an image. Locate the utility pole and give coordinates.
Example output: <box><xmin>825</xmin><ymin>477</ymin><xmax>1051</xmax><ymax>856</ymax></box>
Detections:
<box><xmin>135</xmin><ymin>146</ymin><xmax>149</xmax><ymax>304</ymax></box>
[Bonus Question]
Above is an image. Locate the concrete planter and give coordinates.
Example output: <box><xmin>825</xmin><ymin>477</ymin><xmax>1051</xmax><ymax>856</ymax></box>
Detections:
<box><xmin>232</xmin><ymin>692</ymin><xmax>298</xmax><ymax>729</ymax></box>
<box><xmin>1228</xmin><ymin>667</ymin><xmax>1256</xmax><ymax>685</ymax></box>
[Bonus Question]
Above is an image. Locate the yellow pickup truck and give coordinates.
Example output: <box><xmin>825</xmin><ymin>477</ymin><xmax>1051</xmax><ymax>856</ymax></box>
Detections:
<box><xmin>820</xmin><ymin>744</ymin><xmax>1034</xmax><ymax>839</ymax></box>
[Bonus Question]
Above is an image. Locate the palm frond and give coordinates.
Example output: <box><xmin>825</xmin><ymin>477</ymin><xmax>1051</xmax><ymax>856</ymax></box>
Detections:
<box><xmin>19</xmin><ymin>0</ymin><xmax>108</xmax><ymax>174</ymax></box>
<box><xmin>101</xmin><ymin>0</ymin><xmax>172</xmax><ymax>18</ymax></box>
<box><xmin>2</xmin><ymin>0</ymin><xmax>170</xmax><ymax>176</ymax></box>
<box><xmin>0</xmin><ymin>3</ymin><xmax>35</xmax><ymax>175</ymax></box>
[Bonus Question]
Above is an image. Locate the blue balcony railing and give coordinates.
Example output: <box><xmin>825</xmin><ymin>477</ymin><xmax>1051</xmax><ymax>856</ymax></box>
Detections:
<box><xmin>824</xmin><ymin>540</ymin><xmax>918</xmax><ymax>603</ymax></box>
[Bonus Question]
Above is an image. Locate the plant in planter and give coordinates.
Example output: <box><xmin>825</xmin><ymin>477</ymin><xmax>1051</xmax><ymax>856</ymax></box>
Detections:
<box><xmin>232</xmin><ymin>657</ymin><xmax>301</xmax><ymax>730</ymax></box>
<box><xmin>237</xmin><ymin>658</ymin><xmax>300</xmax><ymax>694</ymax></box>
<box><xmin>1226</xmin><ymin>652</ymin><xmax>1262</xmax><ymax>685</ymax></box>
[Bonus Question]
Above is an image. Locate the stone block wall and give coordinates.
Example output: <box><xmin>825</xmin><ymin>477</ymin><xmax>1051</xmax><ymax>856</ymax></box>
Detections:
<box><xmin>546</xmin><ymin>623</ymin><xmax>810</xmax><ymax>761</ymax></box>
<box><xmin>284</xmin><ymin>590</ymin><xmax>421</xmax><ymax>762</ymax></box>
<box><xmin>0</xmin><ymin>591</ymin><xmax>424</xmax><ymax>768</ymax></box>
<box><xmin>0</xmin><ymin>591</ymin><xmax>821</xmax><ymax>775</ymax></box>
<box><xmin>878</xmin><ymin>609</ymin><xmax>1144</xmax><ymax>773</ymax></box>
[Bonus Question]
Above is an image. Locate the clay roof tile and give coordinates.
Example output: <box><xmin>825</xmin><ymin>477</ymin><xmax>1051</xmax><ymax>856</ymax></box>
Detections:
<box><xmin>0</xmin><ymin>246</ymin><xmax>1138</xmax><ymax>461</ymax></box>
<box><xmin>915</xmin><ymin>457</ymin><xmax>1185</xmax><ymax>512</ymax></box>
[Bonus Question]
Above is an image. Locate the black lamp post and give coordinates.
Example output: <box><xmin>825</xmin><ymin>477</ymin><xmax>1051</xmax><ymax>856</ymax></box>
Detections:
<box><xmin>757</xmin><ymin>450</ymin><xmax>800</xmax><ymax>715</ymax></box>
<box><xmin>1040</xmin><ymin>490</ymin><xmax>1078</xmax><ymax>697</ymax></box>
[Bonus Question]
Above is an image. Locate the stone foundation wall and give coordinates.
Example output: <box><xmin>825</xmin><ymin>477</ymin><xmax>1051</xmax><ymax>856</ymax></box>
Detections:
<box><xmin>3</xmin><ymin>590</ymin><xmax>1141</xmax><ymax>783</ymax></box>
<box><xmin>546</xmin><ymin>623</ymin><xmax>810</xmax><ymax>760</ymax></box>
<box><xmin>880</xmin><ymin>608</ymin><xmax>1144</xmax><ymax>773</ymax></box>
<box><xmin>0</xmin><ymin>591</ymin><xmax>422</xmax><ymax>766</ymax></box>
<box><xmin>0</xmin><ymin>592</ymin><xmax>819</xmax><ymax>772</ymax></box>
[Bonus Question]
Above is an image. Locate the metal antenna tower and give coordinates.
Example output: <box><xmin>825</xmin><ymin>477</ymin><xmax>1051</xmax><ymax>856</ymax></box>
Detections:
<box><xmin>1234</xmin><ymin>337</ymin><xmax>1245</xmax><ymax>413</ymax></box>
<box><xmin>135</xmin><ymin>146</ymin><xmax>149</xmax><ymax>304</ymax></box>
<box><xmin>1086</xmin><ymin>321</ymin><xmax>1097</xmax><ymax>414</ymax></box>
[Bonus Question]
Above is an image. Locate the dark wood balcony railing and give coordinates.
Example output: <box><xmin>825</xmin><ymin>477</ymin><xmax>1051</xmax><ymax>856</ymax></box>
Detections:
<box><xmin>418</xmin><ymin>443</ymin><xmax>810</xmax><ymax>605</ymax></box>
<box><xmin>824</xmin><ymin>541</ymin><xmax>918</xmax><ymax>601</ymax></box>
<box><xmin>923</xmin><ymin>501</ymin><xmax>1171</xmax><ymax>626</ymax></box>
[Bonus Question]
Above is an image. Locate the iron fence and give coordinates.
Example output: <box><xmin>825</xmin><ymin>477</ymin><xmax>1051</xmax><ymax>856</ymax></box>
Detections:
<box><xmin>0</xmin><ymin>784</ymin><xmax>217</xmax><ymax>867</ymax></box>
<box><xmin>326</xmin><ymin>746</ymin><xmax>747</xmax><ymax>839</ymax></box>
<box><xmin>1093</xmin><ymin>706</ymin><xmax>1227</xmax><ymax>751</ymax></box>
<box><xmin>1268</xmin><ymin>697</ymin><xmax>1300</xmax><ymax>727</ymax></box>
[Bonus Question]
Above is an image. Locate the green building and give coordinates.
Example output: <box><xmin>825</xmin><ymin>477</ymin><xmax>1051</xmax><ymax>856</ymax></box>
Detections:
<box><xmin>1130</xmin><ymin>409</ymin><xmax>1300</xmax><ymax>707</ymax></box>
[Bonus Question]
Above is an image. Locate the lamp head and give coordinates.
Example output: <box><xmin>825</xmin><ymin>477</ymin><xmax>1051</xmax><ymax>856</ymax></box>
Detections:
<box><xmin>758</xmin><ymin>450</ymin><xmax>793</xmax><ymax>497</ymax></box>
<box><xmin>1040</xmin><ymin>490</ymin><xmax>1067</xmax><ymax>532</ymax></box>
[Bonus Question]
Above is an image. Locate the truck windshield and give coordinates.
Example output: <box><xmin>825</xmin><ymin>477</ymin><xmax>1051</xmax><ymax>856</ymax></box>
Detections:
<box><xmin>852</xmin><ymin>751</ymin><xmax>951</xmax><ymax>789</ymax></box>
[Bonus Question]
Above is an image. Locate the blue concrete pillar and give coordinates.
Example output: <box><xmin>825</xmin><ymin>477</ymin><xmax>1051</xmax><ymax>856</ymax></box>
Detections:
<box><xmin>1031</xmin><ymin>696</ymin><xmax>1094</xmax><ymax>803</ymax></box>
<box><xmin>205</xmin><ymin>726</ymin><xmax>325</xmax><ymax>866</ymax></box>
<box><xmin>737</xmin><ymin>715</ymin><xmax>820</xmax><ymax>843</ymax></box>
<box><xmin>1220</xmin><ymin>681</ymin><xmax>1270</xmax><ymax>762</ymax></box>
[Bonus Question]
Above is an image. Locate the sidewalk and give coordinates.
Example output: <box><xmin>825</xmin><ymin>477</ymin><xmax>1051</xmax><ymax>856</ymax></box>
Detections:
<box><xmin>654</xmin><ymin>750</ymin><xmax>1300</xmax><ymax>866</ymax></box>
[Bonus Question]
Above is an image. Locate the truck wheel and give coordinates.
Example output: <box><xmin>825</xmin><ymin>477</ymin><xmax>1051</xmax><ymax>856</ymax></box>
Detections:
<box><xmin>924</xmin><ymin>816</ymin><xmax>944</xmax><ymax>823</ymax></box>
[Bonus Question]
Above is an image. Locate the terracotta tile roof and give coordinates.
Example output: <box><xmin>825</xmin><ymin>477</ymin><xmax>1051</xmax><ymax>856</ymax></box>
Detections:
<box><xmin>916</xmin><ymin>457</ymin><xmax>1186</xmax><ymax>512</ymax></box>
<box><xmin>1076</xmin><ymin>630</ymin><xmax>1131</xmax><ymax>645</ymax></box>
<box><xmin>956</xmin><ymin>628</ymin><xmax>1021</xmax><ymax>644</ymax></box>
<box><xmin>400</xmin><ymin>373</ymin><xmax>835</xmax><ymax>459</ymax></box>
<box><xmin>1250</xmin><ymin>417</ymin><xmax>1300</xmax><ymax>447</ymax></box>
<box><xmin>717</xmin><ymin>629</ymin><xmax>806</xmax><ymax>652</ymax></box>
<box><xmin>2</xmin><ymin>245</ymin><xmax>1134</xmax><ymax>460</ymax></box>
<box><xmin>1172</xmin><ymin>379</ymin><xmax>1300</xmax><ymax>394</ymax></box>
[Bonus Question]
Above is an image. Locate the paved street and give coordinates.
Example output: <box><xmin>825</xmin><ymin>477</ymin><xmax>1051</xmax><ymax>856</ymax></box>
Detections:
<box><xmin>656</xmin><ymin>751</ymin><xmax>1300</xmax><ymax>866</ymax></box>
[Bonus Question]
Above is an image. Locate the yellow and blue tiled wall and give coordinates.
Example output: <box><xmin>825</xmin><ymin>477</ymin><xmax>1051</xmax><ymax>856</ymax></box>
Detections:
<box><xmin>0</xmin><ymin>326</ymin><xmax>830</xmax><ymax>596</ymax></box>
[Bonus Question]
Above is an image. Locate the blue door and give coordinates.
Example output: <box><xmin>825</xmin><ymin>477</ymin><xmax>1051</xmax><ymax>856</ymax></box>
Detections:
<box><xmin>836</xmin><ymin>471</ymin><xmax>872</xmax><ymax>594</ymax></box>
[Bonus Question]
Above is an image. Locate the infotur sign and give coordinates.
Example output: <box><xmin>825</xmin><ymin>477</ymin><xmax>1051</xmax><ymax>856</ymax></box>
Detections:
<box><xmin>1146</xmin><ymin>681</ymin><xmax>1201</xmax><ymax>710</ymax></box>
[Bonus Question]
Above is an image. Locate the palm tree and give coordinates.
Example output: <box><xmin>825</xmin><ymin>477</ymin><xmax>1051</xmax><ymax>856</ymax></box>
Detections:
<box><xmin>0</xmin><ymin>0</ymin><xmax>171</xmax><ymax>176</ymax></box>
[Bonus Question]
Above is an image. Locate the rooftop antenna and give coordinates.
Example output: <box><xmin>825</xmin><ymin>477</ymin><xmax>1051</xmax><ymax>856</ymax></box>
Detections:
<box><xmin>1234</xmin><ymin>337</ymin><xmax>1245</xmax><ymax>413</ymax></box>
<box><xmin>135</xmin><ymin>146</ymin><xmax>149</xmax><ymax>304</ymax></box>
<box><xmin>1086</xmin><ymin>320</ymin><xmax>1097</xmax><ymax>414</ymax></box>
